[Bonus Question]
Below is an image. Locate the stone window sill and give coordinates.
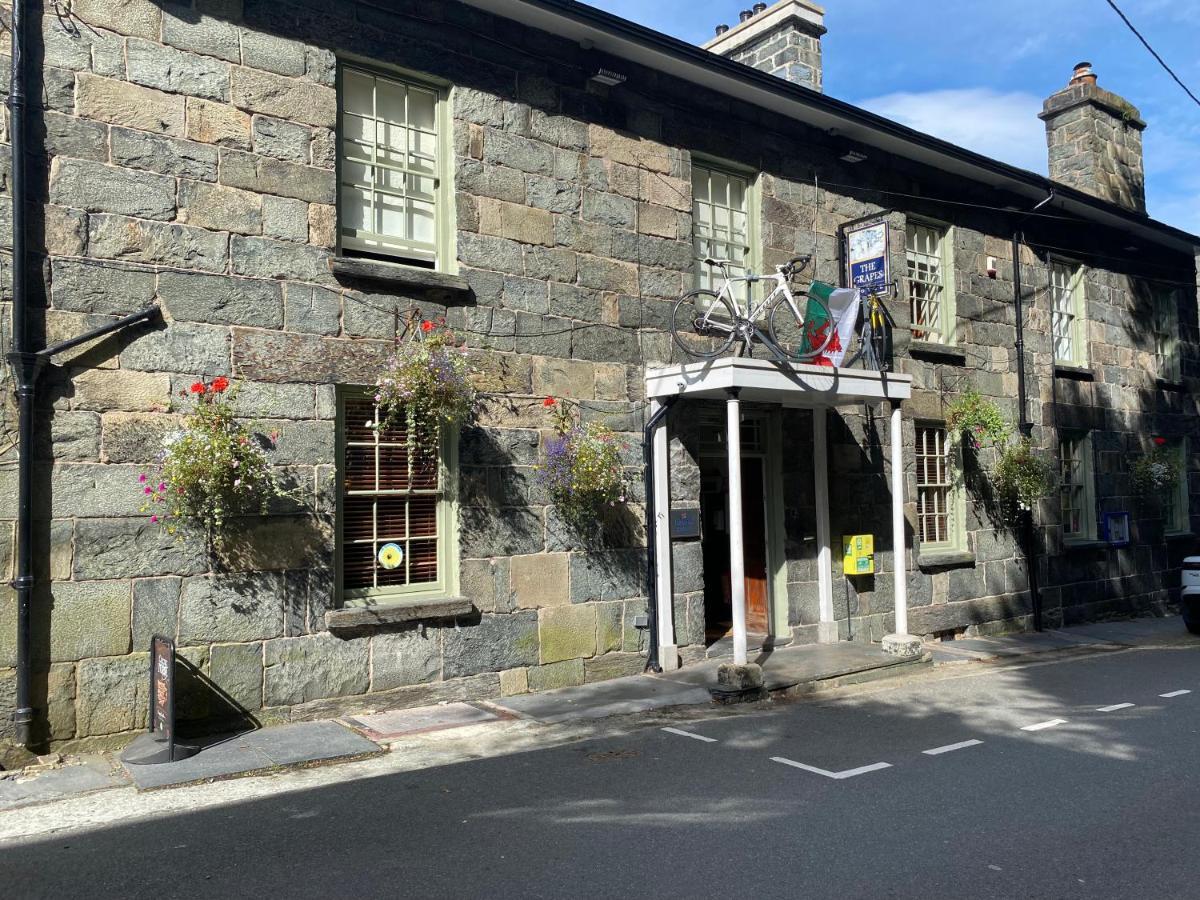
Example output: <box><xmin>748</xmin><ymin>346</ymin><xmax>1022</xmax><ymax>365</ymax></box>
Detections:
<box><xmin>325</xmin><ymin>596</ymin><xmax>474</xmax><ymax>633</ymax></box>
<box><xmin>1165</xmin><ymin>531</ymin><xmax>1196</xmax><ymax>542</ymax></box>
<box><xmin>908</xmin><ymin>341</ymin><xmax>967</xmax><ymax>365</ymax></box>
<box><xmin>1054</xmin><ymin>363</ymin><xmax>1095</xmax><ymax>380</ymax></box>
<box><xmin>330</xmin><ymin>255</ymin><xmax>470</xmax><ymax>295</ymax></box>
<box><xmin>1156</xmin><ymin>378</ymin><xmax>1186</xmax><ymax>392</ymax></box>
<box><xmin>917</xmin><ymin>549</ymin><xmax>975</xmax><ymax>570</ymax></box>
<box><xmin>1063</xmin><ymin>538</ymin><xmax>1107</xmax><ymax>551</ymax></box>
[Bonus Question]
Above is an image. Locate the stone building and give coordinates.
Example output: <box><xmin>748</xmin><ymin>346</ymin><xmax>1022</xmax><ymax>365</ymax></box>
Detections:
<box><xmin>1</xmin><ymin>0</ymin><xmax>1196</xmax><ymax>749</ymax></box>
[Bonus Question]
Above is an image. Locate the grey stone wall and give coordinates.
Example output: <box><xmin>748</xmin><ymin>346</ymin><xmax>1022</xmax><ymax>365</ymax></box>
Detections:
<box><xmin>0</xmin><ymin>0</ymin><xmax>1195</xmax><ymax>747</ymax></box>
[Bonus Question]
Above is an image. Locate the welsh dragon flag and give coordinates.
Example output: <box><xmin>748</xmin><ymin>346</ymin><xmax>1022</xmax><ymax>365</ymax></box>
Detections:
<box><xmin>799</xmin><ymin>281</ymin><xmax>861</xmax><ymax>367</ymax></box>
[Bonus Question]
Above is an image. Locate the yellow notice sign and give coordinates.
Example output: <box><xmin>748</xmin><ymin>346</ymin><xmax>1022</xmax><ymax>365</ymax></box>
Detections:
<box><xmin>842</xmin><ymin>534</ymin><xmax>875</xmax><ymax>575</ymax></box>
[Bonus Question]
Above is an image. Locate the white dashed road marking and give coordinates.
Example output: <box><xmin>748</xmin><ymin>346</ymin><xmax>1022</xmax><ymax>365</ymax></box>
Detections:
<box><xmin>922</xmin><ymin>739</ymin><xmax>983</xmax><ymax>756</ymax></box>
<box><xmin>661</xmin><ymin>727</ymin><xmax>717</xmax><ymax>743</ymax></box>
<box><xmin>770</xmin><ymin>757</ymin><xmax>892</xmax><ymax>779</ymax></box>
<box><xmin>1097</xmin><ymin>703</ymin><xmax>1135</xmax><ymax>712</ymax></box>
<box><xmin>1160</xmin><ymin>690</ymin><xmax>1191</xmax><ymax>698</ymax></box>
<box><xmin>1021</xmin><ymin>718</ymin><xmax>1067</xmax><ymax>732</ymax></box>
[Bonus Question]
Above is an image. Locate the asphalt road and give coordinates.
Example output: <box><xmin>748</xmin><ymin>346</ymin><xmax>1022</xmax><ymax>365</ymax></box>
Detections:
<box><xmin>4</xmin><ymin>646</ymin><xmax>1200</xmax><ymax>899</ymax></box>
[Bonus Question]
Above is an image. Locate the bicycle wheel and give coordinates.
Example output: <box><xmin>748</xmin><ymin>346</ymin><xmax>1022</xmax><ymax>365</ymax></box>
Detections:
<box><xmin>840</xmin><ymin>303</ymin><xmax>869</xmax><ymax>368</ymax></box>
<box><xmin>767</xmin><ymin>293</ymin><xmax>834</xmax><ymax>361</ymax></box>
<box><xmin>670</xmin><ymin>289</ymin><xmax>738</xmax><ymax>360</ymax></box>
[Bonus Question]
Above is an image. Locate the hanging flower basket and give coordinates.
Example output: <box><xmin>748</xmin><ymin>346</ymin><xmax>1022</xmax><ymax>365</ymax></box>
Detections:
<box><xmin>375</xmin><ymin>320</ymin><xmax>476</xmax><ymax>443</ymax></box>
<box><xmin>947</xmin><ymin>388</ymin><xmax>1010</xmax><ymax>450</ymax></box>
<box><xmin>536</xmin><ymin>399</ymin><xmax>631</xmax><ymax>532</ymax></box>
<box><xmin>139</xmin><ymin>377</ymin><xmax>288</xmax><ymax>542</ymax></box>
<box><xmin>993</xmin><ymin>438</ymin><xmax>1057</xmax><ymax>511</ymax></box>
<box><xmin>1130</xmin><ymin>446</ymin><xmax>1179</xmax><ymax>497</ymax></box>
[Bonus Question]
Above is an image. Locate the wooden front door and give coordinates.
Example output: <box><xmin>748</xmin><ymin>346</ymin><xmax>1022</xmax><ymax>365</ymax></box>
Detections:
<box><xmin>740</xmin><ymin>458</ymin><xmax>770</xmax><ymax>633</ymax></box>
<box><xmin>701</xmin><ymin>456</ymin><xmax>771</xmax><ymax>639</ymax></box>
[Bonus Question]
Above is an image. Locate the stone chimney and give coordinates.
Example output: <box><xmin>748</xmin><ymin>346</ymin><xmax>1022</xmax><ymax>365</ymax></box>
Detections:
<box><xmin>703</xmin><ymin>1</ymin><xmax>826</xmax><ymax>92</ymax></box>
<box><xmin>1039</xmin><ymin>61</ymin><xmax>1147</xmax><ymax>212</ymax></box>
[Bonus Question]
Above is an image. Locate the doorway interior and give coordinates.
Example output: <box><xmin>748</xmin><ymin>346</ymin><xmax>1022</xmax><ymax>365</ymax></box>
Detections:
<box><xmin>699</xmin><ymin>414</ymin><xmax>771</xmax><ymax>643</ymax></box>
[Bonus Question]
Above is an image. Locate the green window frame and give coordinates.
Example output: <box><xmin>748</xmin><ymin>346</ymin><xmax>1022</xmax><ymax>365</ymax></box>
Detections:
<box><xmin>338</xmin><ymin>63</ymin><xmax>453</xmax><ymax>270</ymax></box>
<box><xmin>1051</xmin><ymin>259</ymin><xmax>1087</xmax><ymax>366</ymax></box>
<box><xmin>691</xmin><ymin>159</ymin><xmax>760</xmax><ymax>302</ymax></box>
<box><xmin>336</xmin><ymin>391</ymin><xmax>458</xmax><ymax>606</ymax></box>
<box><xmin>1154</xmin><ymin>285</ymin><xmax>1182</xmax><ymax>383</ymax></box>
<box><xmin>1164</xmin><ymin>438</ymin><xmax>1189</xmax><ymax>535</ymax></box>
<box><xmin>905</xmin><ymin>220</ymin><xmax>956</xmax><ymax>344</ymax></box>
<box><xmin>1059</xmin><ymin>432</ymin><xmax>1096</xmax><ymax>540</ymax></box>
<box><xmin>915</xmin><ymin>424</ymin><xmax>965</xmax><ymax>551</ymax></box>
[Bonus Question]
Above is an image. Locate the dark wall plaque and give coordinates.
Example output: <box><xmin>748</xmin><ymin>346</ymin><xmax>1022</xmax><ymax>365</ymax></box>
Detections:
<box><xmin>669</xmin><ymin>508</ymin><xmax>701</xmax><ymax>539</ymax></box>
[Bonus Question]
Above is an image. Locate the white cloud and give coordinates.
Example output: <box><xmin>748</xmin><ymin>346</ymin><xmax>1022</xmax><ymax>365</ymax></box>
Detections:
<box><xmin>855</xmin><ymin>88</ymin><xmax>1049</xmax><ymax>174</ymax></box>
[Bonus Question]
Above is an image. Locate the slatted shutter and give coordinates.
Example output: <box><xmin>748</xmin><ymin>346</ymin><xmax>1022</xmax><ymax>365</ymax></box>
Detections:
<box><xmin>341</xmin><ymin>396</ymin><xmax>444</xmax><ymax>595</ymax></box>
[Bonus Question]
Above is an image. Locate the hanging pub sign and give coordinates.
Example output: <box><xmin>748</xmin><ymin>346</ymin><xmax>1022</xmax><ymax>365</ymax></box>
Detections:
<box><xmin>844</xmin><ymin>219</ymin><xmax>890</xmax><ymax>296</ymax></box>
<box><xmin>149</xmin><ymin>635</ymin><xmax>178</xmax><ymax>761</ymax></box>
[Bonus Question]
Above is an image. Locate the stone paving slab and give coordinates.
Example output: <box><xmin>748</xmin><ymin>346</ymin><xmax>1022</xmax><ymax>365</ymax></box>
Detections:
<box><xmin>123</xmin><ymin>721</ymin><xmax>382</xmax><ymax>790</ymax></box>
<box><xmin>342</xmin><ymin>703</ymin><xmax>505</xmax><ymax>742</ymax></box>
<box><xmin>492</xmin><ymin>674</ymin><xmax>712</xmax><ymax>724</ymax></box>
<box><xmin>0</xmin><ymin>757</ymin><xmax>127</xmax><ymax>811</ymax></box>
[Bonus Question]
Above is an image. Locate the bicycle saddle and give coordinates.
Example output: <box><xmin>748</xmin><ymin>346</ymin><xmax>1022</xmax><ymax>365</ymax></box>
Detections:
<box><xmin>703</xmin><ymin>257</ymin><xmax>735</xmax><ymax>268</ymax></box>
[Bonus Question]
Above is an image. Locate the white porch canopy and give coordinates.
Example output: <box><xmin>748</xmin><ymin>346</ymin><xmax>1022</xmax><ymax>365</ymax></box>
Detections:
<box><xmin>645</xmin><ymin>357</ymin><xmax>916</xmax><ymax>669</ymax></box>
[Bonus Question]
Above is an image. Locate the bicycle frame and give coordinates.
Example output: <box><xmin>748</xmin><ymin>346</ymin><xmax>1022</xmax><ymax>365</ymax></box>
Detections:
<box><xmin>699</xmin><ymin>268</ymin><xmax>806</xmax><ymax>361</ymax></box>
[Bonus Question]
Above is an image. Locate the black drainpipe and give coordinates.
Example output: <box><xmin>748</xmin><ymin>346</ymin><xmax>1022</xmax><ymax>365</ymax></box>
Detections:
<box><xmin>7</xmin><ymin>0</ymin><xmax>34</xmax><ymax>747</ymax></box>
<box><xmin>1010</xmin><ymin>191</ymin><xmax>1053</xmax><ymax>632</ymax></box>
<box><xmin>7</xmin><ymin>0</ymin><xmax>160</xmax><ymax>745</ymax></box>
<box><xmin>643</xmin><ymin>396</ymin><xmax>678</xmax><ymax>673</ymax></box>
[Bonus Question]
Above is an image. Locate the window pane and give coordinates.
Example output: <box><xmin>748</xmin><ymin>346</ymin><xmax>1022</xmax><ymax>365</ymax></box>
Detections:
<box><xmin>340</xmin><ymin>67</ymin><xmax>440</xmax><ymax>264</ymax></box>
<box><xmin>343</xmin><ymin>69</ymin><xmax>374</xmax><ymax>116</ymax></box>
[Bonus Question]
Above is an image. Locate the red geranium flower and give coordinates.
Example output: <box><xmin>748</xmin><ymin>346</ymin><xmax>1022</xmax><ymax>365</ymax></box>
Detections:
<box><xmin>543</xmin><ymin>396</ymin><xmax>556</xmax><ymax>407</ymax></box>
<box><xmin>1154</xmin><ymin>436</ymin><xmax>1167</xmax><ymax>447</ymax></box>
<box><xmin>190</xmin><ymin>382</ymin><xmax>206</xmax><ymax>394</ymax></box>
<box><xmin>211</xmin><ymin>376</ymin><xmax>230</xmax><ymax>393</ymax></box>
<box><xmin>420</xmin><ymin>320</ymin><xmax>434</xmax><ymax>332</ymax></box>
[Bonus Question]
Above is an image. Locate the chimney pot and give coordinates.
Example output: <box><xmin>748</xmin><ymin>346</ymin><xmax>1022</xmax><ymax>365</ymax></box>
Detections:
<box><xmin>739</xmin><ymin>9</ymin><xmax>754</xmax><ymax>22</ymax></box>
<box><xmin>715</xmin><ymin>23</ymin><xmax>729</xmax><ymax>35</ymax></box>
<box><xmin>753</xmin><ymin>3</ymin><xmax>768</xmax><ymax>12</ymax></box>
<box><xmin>1070</xmin><ymin>61</ymin><xmax>1097</xmax><ymax>87</ymax></box>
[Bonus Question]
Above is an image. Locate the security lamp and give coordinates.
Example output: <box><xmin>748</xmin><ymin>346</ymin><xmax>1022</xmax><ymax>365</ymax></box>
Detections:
<box><xmin>590</xmin><ymin>67</ymin><xmax>627</xmax><ymax>87</ymax></box>
<box><xmin>839</xmin><ymin>148</ymin><xmax>868</xmax><ymax>164</ymax></box>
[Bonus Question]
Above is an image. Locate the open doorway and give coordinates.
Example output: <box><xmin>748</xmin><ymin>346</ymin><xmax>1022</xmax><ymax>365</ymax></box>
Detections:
<box><xmin>699</xmin><ymin>452</ymin><xmax>771</xmax><ymax>643</ymax></box>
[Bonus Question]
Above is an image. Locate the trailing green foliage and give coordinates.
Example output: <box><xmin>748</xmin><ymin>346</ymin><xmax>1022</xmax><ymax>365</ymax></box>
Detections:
<box><xmin>536</xmin><ymin>400</ymin><xmax>631</xmax><ymax>534</ymax></box>
<box><xmin>1130</xmin><ymin>446</ymin><xmax>1179</xmax><ymax>496</ymax></box>
<box><xmin>140</xmin><ymin>377</ymin><xmax>289</xmax><ymax>543</ymax></box>
<box><xmin>993</xmin><ymin>438</ymin><xmax>1058</xmax><ymax>510</ymax></box>
<box><xmin>946</xmin><ymin>388</ymin><xmax>1010</xmax><ymax>450</ymax></box>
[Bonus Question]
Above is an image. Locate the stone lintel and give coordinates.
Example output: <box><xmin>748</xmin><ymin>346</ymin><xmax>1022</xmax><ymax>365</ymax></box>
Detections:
<box><xmin>329</xmin><ymin>256</ymin><xmax>471</xmax><ymax>295</ymax></box>
<box><xmin>326</xmin><ymin>597</ymin><xmax>475</xmax><ymax>633</ymax></box>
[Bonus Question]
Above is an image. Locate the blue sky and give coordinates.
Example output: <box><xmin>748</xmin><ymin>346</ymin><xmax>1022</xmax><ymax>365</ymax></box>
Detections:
<box><xmin>589</xmin><ymin>0</ymin><xmax>1200</xmax><ymax>234</ymax></box>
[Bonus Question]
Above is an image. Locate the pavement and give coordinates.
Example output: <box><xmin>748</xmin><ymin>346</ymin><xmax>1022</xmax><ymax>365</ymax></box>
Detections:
<box><xmin>3</xmin><ymin>627</ymin><xmax>1198</xmax><ymax>899</ymax></box>
<box><xmin>0</xmin><ymin>614</ymin><xmax>1190</xmax><ymax>815</ymax></box>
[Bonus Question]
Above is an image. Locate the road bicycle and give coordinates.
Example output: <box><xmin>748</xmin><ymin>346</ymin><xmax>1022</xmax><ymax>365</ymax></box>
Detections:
<box><xmin>670</xmin><ymin>255</ymin><xmax>834</xmax><ymax>362</ymax></box>
<box><xmin>839</xmin><ymin>281</ymin><xmax>896</xmax><ymax>371</ymax></box>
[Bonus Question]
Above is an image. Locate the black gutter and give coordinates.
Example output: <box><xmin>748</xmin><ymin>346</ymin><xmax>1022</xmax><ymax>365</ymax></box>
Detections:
<box><xmin>492</xmin><ymin>0</ymin><xmax>1199</xmax><ymax>250</ymax></box>
<box><xmin>643</xmin><ymin>396</ymin><xmax>678</xmax><ymax>674</ymax></box>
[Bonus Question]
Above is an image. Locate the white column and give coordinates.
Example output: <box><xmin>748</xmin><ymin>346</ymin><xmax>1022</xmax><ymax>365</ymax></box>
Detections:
<box><xmin>889</xmin><ymin>402</ymin><xmax>910</xmax><ymax>637</ymax></box>
<box><xmin>651</xmin><ymin>399</ymin><xmax>677</xmax><ymax>670</ymax></box>
<box><xmin>814</xmin><ymin>408</ymin><xmax>837</xmax><ymax>643</ymax></box>
<box><xmin>726</xmin><ymin>389</ymin><xmax>747</xmax><ymax>665</ymax></box>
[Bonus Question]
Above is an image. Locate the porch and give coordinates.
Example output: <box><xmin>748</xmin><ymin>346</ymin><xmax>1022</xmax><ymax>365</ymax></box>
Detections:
<box><xmin>645</xmin><ymin>356</ymin><xmax>918</xmax><ymax>672</ymax></box>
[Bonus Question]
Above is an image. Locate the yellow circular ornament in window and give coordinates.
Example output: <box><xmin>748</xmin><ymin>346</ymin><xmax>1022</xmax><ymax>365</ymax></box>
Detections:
<box><xmin>377</xmin><ymin>543</ymin><xmax>404</xmax><ymax>570</ymax></box>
